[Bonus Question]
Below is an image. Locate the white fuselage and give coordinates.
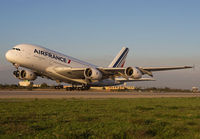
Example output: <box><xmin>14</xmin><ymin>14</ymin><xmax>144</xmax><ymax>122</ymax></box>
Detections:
<box><xmin>5</xmin><ymin>44</ymin><xmax>120</xmax><ymax>86</ymax></box>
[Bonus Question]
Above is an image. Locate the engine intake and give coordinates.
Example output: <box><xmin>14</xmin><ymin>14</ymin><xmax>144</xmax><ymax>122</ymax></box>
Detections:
<box><xmin>125</xmin><ymin>67</ymin><xmax>142</xmax><ymax>79</ymax></box>
<box><xmin>84</xmin><ymin>68</ymin><xmax>102</xmax><ymax>80</ymax></box>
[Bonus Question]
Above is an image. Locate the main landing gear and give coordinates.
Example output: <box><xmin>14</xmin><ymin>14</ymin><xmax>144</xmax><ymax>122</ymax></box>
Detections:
<box><xmin>65</xmin><ymin>85</ymin><xmax>90</xmax><ymax>91</ymax></box>
<box><xmin>54</xmin><ymin>84</ymin><xmax>90</xmax><ymax>91</ymax></box>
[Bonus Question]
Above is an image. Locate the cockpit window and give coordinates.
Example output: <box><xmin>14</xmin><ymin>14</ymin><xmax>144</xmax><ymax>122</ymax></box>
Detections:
<box><xmin>12</xmin><ymin>48</ymin><xmax>21</xmax><ymax>51</ymax></box>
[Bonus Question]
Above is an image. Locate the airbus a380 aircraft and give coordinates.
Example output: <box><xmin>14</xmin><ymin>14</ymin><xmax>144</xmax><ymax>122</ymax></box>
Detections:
<box><xmin>5</xmin><ymin>44</ymin><xmax>192</xmax><ymax>90</ymax></box>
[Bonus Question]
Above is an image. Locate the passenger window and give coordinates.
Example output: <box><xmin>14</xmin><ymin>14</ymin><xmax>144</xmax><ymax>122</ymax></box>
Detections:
<box><xmin>12</xmin><ymin>48</ymin><xmax>21</xmax><ymax>51</ymax></box>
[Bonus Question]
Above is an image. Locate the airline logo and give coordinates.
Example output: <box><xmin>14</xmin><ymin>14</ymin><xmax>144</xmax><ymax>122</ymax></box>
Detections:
<box><xmin>34</xmin><ymin>49</ymin><xmax>71</xmax><ymax>64</ymax></box>
<box><xmin>113</xmin><ymin>48</ymin><xmax>129</xmax><ymax>67</ymax></box>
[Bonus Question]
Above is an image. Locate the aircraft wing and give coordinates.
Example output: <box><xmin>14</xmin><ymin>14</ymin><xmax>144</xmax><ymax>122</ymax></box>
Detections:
<box><xmin>98</xmin><ymin>66</ymin><xmax>192</xmax><ymax>77</ymax></box>
<box><xmin>50</xmin><ymin>66</ymin><xmax>192</xmax><ymax>83</ymax></box>
<box><xmin>141</xmin><ymin>66</ymin><xmax>192</xmax><ymax>72</ymax></box>
<box><xmin>52</xmin><ymin>66</ymin><xmax>192</xmax><ymax>81</ymax></box>
<box><xmin>137</xmin><ymin>66</ymin><xmax>192</xmax><ymax>77</ymax></box>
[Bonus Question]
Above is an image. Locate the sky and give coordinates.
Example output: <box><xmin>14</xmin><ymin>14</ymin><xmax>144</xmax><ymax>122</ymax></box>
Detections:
<box><xmin>0</xmin><ymin>0</ymin><xmax>200</xmax><ymax>89</ymax></box>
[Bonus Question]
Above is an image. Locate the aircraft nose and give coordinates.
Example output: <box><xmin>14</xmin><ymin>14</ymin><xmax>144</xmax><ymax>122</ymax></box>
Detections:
<box><xmin>5</xmin><ymin>50</ymin><xmax>12</xmax><ymax>62</ymax></box>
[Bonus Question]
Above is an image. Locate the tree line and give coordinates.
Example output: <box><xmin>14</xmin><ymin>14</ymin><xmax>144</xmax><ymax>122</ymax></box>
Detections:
<box><xmin>0</xmin><ymin>83</ymin><xmax>51</xmax><ymax>89</ymax></box>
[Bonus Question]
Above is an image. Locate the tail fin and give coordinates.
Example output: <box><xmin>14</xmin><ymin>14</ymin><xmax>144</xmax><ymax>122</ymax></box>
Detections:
<box><xmin>108</xmin><ymin>47</ymin><xmax>129</xmax><ymax>68</ymax></box>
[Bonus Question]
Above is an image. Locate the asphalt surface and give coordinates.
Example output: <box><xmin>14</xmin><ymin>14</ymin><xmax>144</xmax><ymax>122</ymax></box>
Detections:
<box><xmin>0</xmin><ymin>90</ymin><xmax>200</xmax><ymax>98</ymax></box>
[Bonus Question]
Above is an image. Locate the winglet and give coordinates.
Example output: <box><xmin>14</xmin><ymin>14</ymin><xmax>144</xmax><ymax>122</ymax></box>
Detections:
<box><xmin>108</xmin><ymin>47</ymin><xmax>129</xmax><ymax>68</ymax></box>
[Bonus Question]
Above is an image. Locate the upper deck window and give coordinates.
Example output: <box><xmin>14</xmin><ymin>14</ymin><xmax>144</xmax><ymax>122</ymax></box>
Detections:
<box><xmin>12</xmin><ymin>48</ymin><xmax>21</xmax><ymax>51</ymax></box>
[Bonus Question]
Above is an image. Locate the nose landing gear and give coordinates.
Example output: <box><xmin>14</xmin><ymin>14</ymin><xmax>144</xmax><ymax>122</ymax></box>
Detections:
<box><xmin>13</xmin><ymin>70</ymin><xmax>20</xmax><ymax>78</ymax></box>
<box><xmin>13</xmin><ymin>63</ymin><xmax>19</xmax><ymax>69</ymax></box>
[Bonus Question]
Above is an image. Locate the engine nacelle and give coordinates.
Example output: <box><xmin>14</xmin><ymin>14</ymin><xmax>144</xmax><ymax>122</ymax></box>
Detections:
<box><xmin>13</xmin><ymin>70</ymin><xmax>37</xmax><ymax>81</ymax></box>
<box><xmin>84</xmin><ymin>68</ymin><xmax>102</xmax><ymax>80</ymax></box>
<box><xmin>125</xmin><ymin>67</ymin><xmax>142</xmax><ymax>79</ymax></box>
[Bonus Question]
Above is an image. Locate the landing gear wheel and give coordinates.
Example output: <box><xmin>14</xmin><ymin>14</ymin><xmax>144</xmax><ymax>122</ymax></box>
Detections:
<box><xmin>55</xmin><ymin>85</ymin><xmax>63</xmax><ymax>89</ymax></box>
<box><xmin>65</xmin><ymin>85</ymin><xmax>90</xmax><ymax>91</ymax></box>
<box><xmin>13</xmin><ymin>70</ymin><xmax>20</xmax><ymax>78</ymax></box>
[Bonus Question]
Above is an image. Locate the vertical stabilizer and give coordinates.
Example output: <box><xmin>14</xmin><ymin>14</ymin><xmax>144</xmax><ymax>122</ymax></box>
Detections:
<box><xmin>108</xmin><ymin>47</ymin><xmax>129</xmax><ymax>68</ymax></box>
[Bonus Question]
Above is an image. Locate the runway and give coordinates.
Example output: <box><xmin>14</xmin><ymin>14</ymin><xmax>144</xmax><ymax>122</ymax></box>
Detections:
<box><xmin>0</xmin><ymin>90</ymin><xmax>200</xmax><ymax>98</ymax></box>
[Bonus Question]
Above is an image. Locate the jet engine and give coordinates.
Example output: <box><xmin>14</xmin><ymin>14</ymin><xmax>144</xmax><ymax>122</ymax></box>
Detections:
<box><xmin>13</xmin><ymin>70</ymin><xmax>37</xmax><ymax>80</ymax></box>
<box><xmin>84</xmin><ymin>68</ymin><xmax>102</xmax><ymax>80</ymax></box>
<box><xmin>125</xmin><ymin>67</ymin><xmax>142</xmax><ymax>79</ymax></box>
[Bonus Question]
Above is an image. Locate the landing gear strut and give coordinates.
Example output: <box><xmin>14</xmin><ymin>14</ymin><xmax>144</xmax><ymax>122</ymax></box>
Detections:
<box><xmin>13</xmin><ymin>63</ymin><xmax>20</xmax><ymax>78</ymax></box>
<box><xmin>13</xmin><ymin>63</ymin><xmax>19</xmax><ymax>70</ymax></box>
